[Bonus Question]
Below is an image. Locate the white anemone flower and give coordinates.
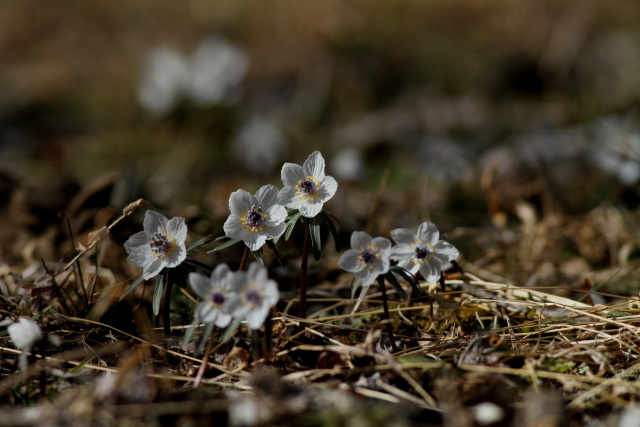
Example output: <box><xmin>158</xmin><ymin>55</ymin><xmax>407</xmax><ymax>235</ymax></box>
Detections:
<box><xmin>223</xmin><ymin>185</ymin><xmax>287</xmax><ymax>251</ymax></box>
<box><xmin>8</xmin><ymin>318</ymin><xmax>43</xmax><ymax>371</ymax></box>
<box><xmin>124</xmin><ymin>210</ymin><xmax>188</xmax><ymax>280</ymax></box>
<box><xmin>232</xmin><ymin>263</ymin><xmax>280</xmax><ymax>330</ymax></box>
<box><xmin>8</xmin><ymin>318</ymin><xmax>42</xmax><ymax>351</ymax></box>
<box><xmin>339</xmin><ymin>231</ymin><xmax>391</xmax><ymax>293</ymax></box>
<box><xmin>390</xmin><ymin>222</ymin><xmax>459</xmax><ymax>283</ymax></box>
<box><xmin>278</xmin><ymin>151</ymin><xmax>338</xmax><ymax>218</ymax></box>
<box><xmin>189</xmin><ymin>264</ymin><xmax>241</xmax><ymax>328</ymax></box>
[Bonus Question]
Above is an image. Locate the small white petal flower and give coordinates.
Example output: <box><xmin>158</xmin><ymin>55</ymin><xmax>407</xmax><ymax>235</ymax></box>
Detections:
<box><xmin>8</xmin><ymin>318</ymin><xmax>42</xmax><ymax>351</ymax></box>
<box><xmin>278</xmin><ymin>151</ymin><xmax>338</xmax><ymax>218</ymax></box>
<box><xmin>390</xmin><ymin>222</ymin><xmax>459</xmax><ymax>283</ymax></box>
<box><xmin>189</xmin><ymin>264</ymin><xmax>241</xmax><ymax>328</ymax></box>
<box><xmin>137</xmin><ymin>46</ymin><xmax>190</xmax><ymax>117</ymax></box>
<box><xmin>232</xmin><ymin>263</ymin><xmax>280</xmax><ymax>330</ymax></box>
<box><xmin>223</xmin><ymin>185</ymin><xmax>287</xmax><ymax>251</ymax></box>
<box><xmin>124</xmin><ymin>210</ymin><xmax>188</xmax><ymax>280</ymax></box>
<box><xmin>339</xmin><ymin>231</ymin><xmax>391</xmax><ymax>292</ymax></box>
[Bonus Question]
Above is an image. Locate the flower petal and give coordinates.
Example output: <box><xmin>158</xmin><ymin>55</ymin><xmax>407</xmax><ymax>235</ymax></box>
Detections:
<box><xmin>144</xmin><ymin>210</ymin><xmax>168</xmax><ymax>234</ymax></box>
<box><xmin>211</xmin><ymin>263</ymin><xmax>232</xmax><ymax>286</ymax></box>
<box><xmin>434</xmin><ymin>241</ymin><xmax>459</xmax><ymax>261</ymax></box>
<box><xmin>167</xmin><ymin>217</ymin><xmax>187</xmax><ymax>243</ymax></box>
<box><xmin>281</xmin><ymin>163</ymin><xmax>305</xmax><ymax>187</ymax></box>
<box><xmin>265</xmin><ymin>204</ymin><xmax>287</xmax><ymax>225</ymax></box>
<box><xmin>189</xmin><ymin>272</ymin><xmax>211</xmax><ymax>298</ymax></box>
<box><xmin>418</xmin><ymin>222</ymin><xmax>440</xmax><ymax>244</ymax></box>
<box><xmin>339</xmin><ymin>249</ymin><xmax>362</xmax><ymax>273</ymax></box>
<box><xmin>245</xmin><ymin>305</ymin><xmax>269</xmax><ymax>330</ymax></box>
<box><xmin>303</xmin><ymin>151</ymin><xmax>325</xmax><ymax>181</ymax></box>
<box><xmin>196</xmin><ymin>302</ymin><xmax>218</xmax><ymax>324</ymax></box>
<box><xmin>318</xmin><ymin>175</ymin><xmax>338</xmax><ymax>203</ymax></box>
<box><xmin>214</xmin><ymin>312</ymin><xmax>232</xmax><ymax>328</ymax></box>
<box><xmin>391</xmin><ymin>228</ymin><xmax>416</xmax><ymax>245</ymax></box>
<box><xmin>254</xmin><ymin>184</ymin><xmax>279</xmax><ymax>209</ymax></box>
<box><xmin>277</xmin><ymin>186</ymin><xmax>298</xmax><ymax>207</ymax></box>
<box><xmin>419</xmin><ymin>261</ymin><xmax>441</xmax><ymax>283</ymax></box>
<box><xmin>356</xmin><ymin>267</ymin><xmax>379</xmax><ymax>288</ymax></box>
<box><xmin>264</xmin><ymin>222</ymin><xmax>286</xmax><ymax>240</ymax></box>
<box><xmin>143</xmin><ymin>258</ymin><xmax>165</xmax><ymax>280</ymax></box>
<box><xmin>229</xmin><ymin>189</ymin><xmax>254</xmax><ymax>215</ymax></box>
<box><xmin>298</xmin><ymin>198</ymin><xmax>323</xmax><ymax>218</ymax></box>
<box><xmin>165</xmin><ymin>243</ymin><xmax>186</xmax><ymax>268</ymax></box>
<box><xmin>390</xmin><ymin>244</ymin><xmax>413</xmax><ymax>260</ymax></box>
<box><xmin>372</xmin><ymin>237</ymin><xmax>391</xmax><ymax>255</ymax></box>
<box><xmin>350</xmin><ymin>231</ymin><xmax>372</xmax><ymax>249</ymax></box>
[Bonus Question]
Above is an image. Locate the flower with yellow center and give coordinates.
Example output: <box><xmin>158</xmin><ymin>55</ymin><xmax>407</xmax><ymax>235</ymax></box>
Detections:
<box><xmin>390</xmin><ymin>222</ymin><xmax>459</xmax><ymax>283</ymax></box>
<box><xmin>339</xmin><ymin>231</ymin><xmax>391</xmax><ymax>295</ymax></box>
<box><xmin>278</xmin><ymin>151</ymin><xmax>338</xmax><ymax>218</ymax></box>
<box><xmin>124</xmin><ymin>210</ymin><xmax>187</xmax><ymax>280</ymax></box>
<box><xmin>224</xmin><ymin>185</ymin><xmax>287</xmax><ymax>251</ymax></box>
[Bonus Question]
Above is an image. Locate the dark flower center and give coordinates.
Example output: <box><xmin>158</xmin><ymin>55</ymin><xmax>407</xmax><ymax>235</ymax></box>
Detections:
<box><xmin>150</xmin><ymin>233</ymin><xmax>174</xmax><ymax>256</ymax></box>
<box><xmin>415</xmin><ymin>245</ymin><xmax>431</xmax><ymax>259</ymax></box>
<box><xmin>245</xmin><ymin>288</ymin><xmax>262</xmax><ymax>305</ymax></box>
<box><xmin>210</xmin><ymin>291</ymin><xmax>226</xmax><ymax>305</ymax></box>
<box><xmin>360</xmin><ymin>249</ymin><xmax>377</xmax><ymax>265</ymax></box>
<box><xmin>300</xmin><ymin>180</ymin><xmax>315</xmax><ymax>194</ymax></box>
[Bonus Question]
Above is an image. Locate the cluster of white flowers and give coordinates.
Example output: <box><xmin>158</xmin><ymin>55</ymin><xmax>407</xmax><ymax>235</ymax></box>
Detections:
<box><xmin>189</xmin><ymin>263</ymin><xmax>279</xmax><ymax>330</ymax></box>
<box><xmin>339</xmin><ymin>222</ymin><xmax>459</xmax><ymax>298</ymax></box>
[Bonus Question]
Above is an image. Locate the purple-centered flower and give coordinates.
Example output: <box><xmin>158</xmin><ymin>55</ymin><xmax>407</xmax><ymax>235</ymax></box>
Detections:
<box><xmin>124</xmin><ymin>210</ymin><xmax>187</xmax><ymax>280</ymax></box>
<box><xmin>390</xmin><ymin>222</ymin><xmax>459</xmax><ymax>283</ymax></box>
<box><xmin>339</xmin><ymin>231</ymin><xmax>391</xmax><ymax>293</ymax></box>
<box><xmin>232</xmin><ymin>263</ymin><xmax>280</xmax><ymax>330</ymax></box>
<box><xmin>189</xmin><ymin>264</ymin><xmax>242</xmax><ymax>328</ymax></box>
<box><xmin>278</xmin><ymin>151</ymin><xmax>338</xmax><ymax>218</ymax></box>
<box><xmin>224</xmin><ymin>185</ymin><xmax>287</xmax><ymax>251</ymax></box>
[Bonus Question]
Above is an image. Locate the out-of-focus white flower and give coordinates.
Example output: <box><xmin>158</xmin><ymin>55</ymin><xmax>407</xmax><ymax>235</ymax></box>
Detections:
<box><xmin>137</xmin><ymin>47</ymin><xmax>191</xmax><ymax>117</ymax></box>
<box><xmin>223</xmin><ymin>185</ymin><xmax>287</xmax><ymax>251</ymax></box>
<box><xmin>590</xmin><ymin>118</ymin><xmax>640</xmax><ymax>185</ymax></box>
<box><xmin>278</xmin><ymin>151</ymin><xmax>338</xmax><ymax>218</ymax></box>
<box><xmin>187</xmin><ymin>37</ymin><xmax>248</xmax><ymax>106</ymax></box>
<box><xmin>137</xmin><ymin>37</ymin><xmax>248</xmax><ymax>116</ymax></box>
<box><xmin>339</xmin><ymin>231</ymin><xmax>391</xmax><ymax>294</ymax></box>
<box><xmin>233</xmin><ymin>116</ymin><xmax>287</xmax><ymax>175</ymax></box>
<box><xmin>189</xmin><ymin>264</ymin><xmax>241</xmax><ymax>328</ymax></box>
<box><xmin>124</xmin><ymin>210</ymin><xmax>187</xmax><ymax>280</ymax></box>
<box><xmin>330</xmin><ymin>148</ymin><xmax>364</xmax><ymax>182</ymax></box>
<box><xmin>232</xmin><ymin>263</ymin><xmax>280</xmax><ymax>330</ymax></box>
<box><xmin>8</xmin><ymin>318</ymin><xmax>42</xmax><ymax>351</ymax></box>
<box><xmin>390</xmin><ymin>222</ymin><xmax>458</xmax><ymax>283</ymax></box>
<box><xmin>471</xmin><ymin>402</ymin><xmax>505</xmax><ymax>426</ymax></box>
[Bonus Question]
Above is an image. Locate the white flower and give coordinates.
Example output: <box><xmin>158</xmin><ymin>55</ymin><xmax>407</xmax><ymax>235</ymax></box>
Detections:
<box><xmin>189</xmin><ymin>264</ymin><xmax>242</xmax><ymax>328</ymax></box>
<box><xmin>390</xmin><ymin>222</ymin><xmax>459</xmax><ymax>283</ymax></box>
<box><xmin>124</xmin><ymin>210</ymin><xmax>187</xmax><ymax>280</ymax></box>
<box><xmin>278</xmin><ymin>151</ymin><xmax>338</xmax><ymax>218</ymax></box>
<box><xmin>339</xmin><ymin>231</ymin><xmax>391</xmax><ymax>291</ymax></box>
<box><xmin>223</xmin><ymin>185</ymin><xmax>287</xmax><ymax>251</ymax></box>
<box><xmin>232</xmin><ymin>263</ymin><xmax>280</xmax><ymax>330</ymax></box>
<box><xmin>8</xmin><ymin>318</ymin><xmax>42</xmax><ymax>351</ymax></box>
<box><xmin>137</xmin><ymin>46</ymin><xmax>190</xmax><ymax>117</ymax></box>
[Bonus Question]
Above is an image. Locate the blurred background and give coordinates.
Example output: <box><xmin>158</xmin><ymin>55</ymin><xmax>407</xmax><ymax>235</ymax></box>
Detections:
<box><xmin>1</xmin><ymin>0</ymin><xmax>640</xmax><ymax>294</ymax></box>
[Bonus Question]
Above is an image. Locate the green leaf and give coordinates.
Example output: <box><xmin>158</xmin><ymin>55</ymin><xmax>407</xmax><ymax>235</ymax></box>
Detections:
<box><xmin>221</xmin><ymin>318</ymin><xmax>242</xmax><ymax>343</ymax></box>
<box><xmin>196</xmin><ymin>321</ymin><xmax>215</xmax><ymax>356</ymax></box>
<box><xmin>182</xmin><ymin>318</ymin><xmax>199</xmax><ymax>349</ymax></box>
<box><xmin>310</xmin><ymin>218</ymin><xmax>322</xmax><ymax>260</ymax></box>
<box><xmin>187</xmin><ymin>235</ymin><xmax>214</xmax><ymax>252</ymax></box>
<box><xmin>152</xmin><ymin>272</ymin><xmax>166</xmax><ymax>316</ymax></box>
<box><xmin>120</xmin><ymin>275</ymin><xmax>145</xmax><ymax>300</ymax></box>
<box><xmin>253</xmin><ymin>248</ymin><xmax>264</xmax><ymax>265</ymax></box>
<box><xmin>182</xmin><ymin>259</ymin><xmax>213</xmax><ymax>275</ymax></box>
<box><xmin>384</xmin><ymin>272</ymin><xmax>408</xmax><ymax>300</ymax></box>
<box><xmin>266</xmin><ymin>240</ymin><xmax>284</xmax><ymax>272</ymax></box>
<box><xmin>390</xmin><ymin>265</ymin><xmax>420</xmax><ymax>297</ymax></box>
<box><xmin>284</xmin><ymin>212</ymin><xmax>303</xmax><ymax>241</ymax></box>
<box><xmin>207</xmin><ymin>237</ymin><xmax>241</xmax><ymax>253</ymax></box>
<box><xmin>319</xmin><ymin>211</ymin><xmax>342</xmax><ymax>253</ymax></box>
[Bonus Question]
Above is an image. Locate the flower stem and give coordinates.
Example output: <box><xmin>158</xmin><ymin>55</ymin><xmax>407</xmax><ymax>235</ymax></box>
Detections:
<box><xmin>163</xmin><ymin>271</ymin><xmax>173</xmax><ymax>337</ymax></box>
<box><xmin>238</xmin><ymin>247</ymin><xmax>250</xmax><ymax>271</ymax></box>
<box><xmin>193</xmin><ymin>329</ymin><xmax>217</xmax><ymax>388</ymax></box>
<box><xmin>299</xmin><ymin>218</ymin><xmax>311</xmax><ymax>331</ymax></box>
<box><xmin>377</xmin><ymin>276</ymin><xmax>398</xmax><ymax>353</ymax></box>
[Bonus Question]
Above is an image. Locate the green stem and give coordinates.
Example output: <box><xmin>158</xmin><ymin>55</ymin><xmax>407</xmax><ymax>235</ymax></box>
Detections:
<box><xmin>299</xmin><ymin>219</ymin><xmax>311</xmax><ymax>331</ymax></box>
<box><xmin>377</xmin><ymin>276</ymin><xmax>398</xmax><ymax>353</ymax></box>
